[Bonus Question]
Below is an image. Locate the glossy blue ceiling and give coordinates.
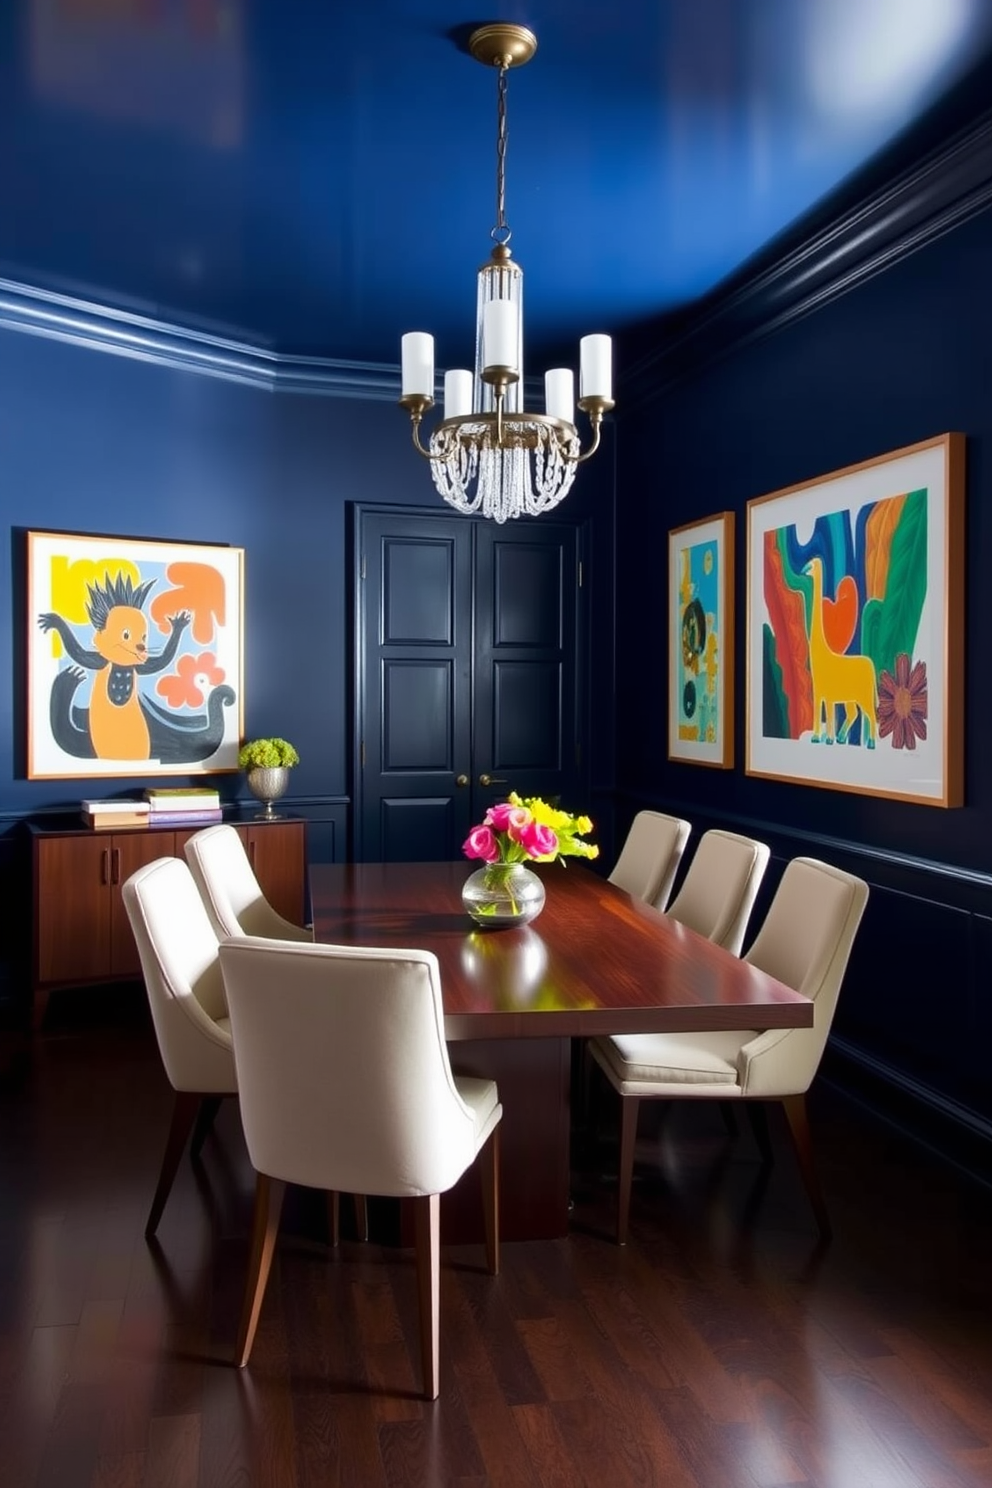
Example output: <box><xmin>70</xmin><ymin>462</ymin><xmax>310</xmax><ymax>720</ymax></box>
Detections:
<box><xmin>4</xmin><ymin>0</ymin><xmax>992</xmax><ymax>369</ymax></box>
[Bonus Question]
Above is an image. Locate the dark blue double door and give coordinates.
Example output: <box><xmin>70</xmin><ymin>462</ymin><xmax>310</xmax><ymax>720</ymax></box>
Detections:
<box><xmin>355</xmin><ymin>506</ymin><xmax>586</xmax><ymax>862</ymax></box>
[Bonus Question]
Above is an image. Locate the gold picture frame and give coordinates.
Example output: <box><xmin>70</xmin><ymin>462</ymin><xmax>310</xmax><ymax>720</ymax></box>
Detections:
<box><xmin>668</xmin><ymin>511</ymin><xmax>735</xmax><ymax>768</ymax></box>
<box><xmin>745</xmin><ymin>434</ymin><xmax>964</xmax><ymax>806</ymax></box>
<box><xmin>28</xmin><ymin>529</ymin><xmax>244</xmax><ymax>780</ymax></box>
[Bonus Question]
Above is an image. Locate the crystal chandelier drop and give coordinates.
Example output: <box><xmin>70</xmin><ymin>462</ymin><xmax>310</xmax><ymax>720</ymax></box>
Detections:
<box><xmin>399</xmin><ymin>23</ymin><xmax>614</xmax><ymax>524</ymax></box>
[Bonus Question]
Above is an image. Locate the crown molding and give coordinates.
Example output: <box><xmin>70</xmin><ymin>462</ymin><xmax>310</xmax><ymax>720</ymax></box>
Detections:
<box><xmin>620</xmin><ymin>108</ymin><xmax>992</xmax><ymax>410</ymax></box>
<box><xmin>0</xmin><ymin>278</ymin><xmax>549</xmax><ymax>409</ymax></box>
<box><xmin>0</xmin><ymin>278</ymin><xmax>401</xmax><ymax>400</ymax></box>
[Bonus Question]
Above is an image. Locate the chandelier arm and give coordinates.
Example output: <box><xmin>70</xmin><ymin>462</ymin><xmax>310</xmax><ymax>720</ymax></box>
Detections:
<box><xmin>574</xmin><ymin>418</ymin><xmax>602</xmax><ymax>465</ymax></box>
<box><xmin>409</xmin><ymin>414</ymin><xmax>434</xmax><ymax>460</ymax></box>
<box><xmin>399</xmin><ymin>392</ymin><xmax>436</xmax><ymax>458</ymax></box>
<box><xmin>574</xmin><ymin>396</ymin><xmax>616</xmax><ymax>464</ymax></box>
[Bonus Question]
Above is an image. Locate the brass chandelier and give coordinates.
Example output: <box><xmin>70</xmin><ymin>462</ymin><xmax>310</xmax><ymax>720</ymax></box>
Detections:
<box><xmin>399</xmin><ymin>23</ymin><xmax>614</xmax><ymax>524</ymax></box>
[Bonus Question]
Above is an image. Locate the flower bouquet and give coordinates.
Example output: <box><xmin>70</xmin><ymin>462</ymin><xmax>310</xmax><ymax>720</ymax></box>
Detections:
<box><xmin>461</xmin><ymin>792</ymin><xmax>598</xmax><ymax>926</ymax></box>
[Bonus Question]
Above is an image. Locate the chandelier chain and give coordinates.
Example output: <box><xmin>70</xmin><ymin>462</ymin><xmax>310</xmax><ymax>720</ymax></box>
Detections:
<box><xmin>492</xmin><ymin>61</ymin><xmax>511</xmax><ymax>245</ymax></box>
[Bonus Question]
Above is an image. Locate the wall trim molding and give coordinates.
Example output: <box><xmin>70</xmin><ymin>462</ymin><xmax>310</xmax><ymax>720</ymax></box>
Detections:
<box><xmin>0</xmin><ymin>796</ymin><xmax>351</xmax><ymax>831</ymax></box>
<box><xmin>0</xmin><ymin>278</ymin><xmax>549</xmax><ymax>408</ymax></box>
<box><xmin>0</xmin><ymin>278</ymin><xmax>401</xmax><ymax>400</ymax></box>
<box><xmin>620</xmin><ymin>107</ymin><xmax>992</xmax><ymax>408</ymax></box>
<box><xmin>829</xmin><ymin>1036</ymin><xmax>992</xmax><ymax>1145</ymax></box>
<box><xmin>612</xmin><ymin>786</ymin><xmax>992</xmax><ymax>896</ymax></box>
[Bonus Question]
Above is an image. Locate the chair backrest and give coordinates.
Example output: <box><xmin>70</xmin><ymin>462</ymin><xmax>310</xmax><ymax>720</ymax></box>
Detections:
<box><xmin>121</xmin><ymin>857</ymin><xmax>236</xmax><ymax>1095</ymax></box>
<box><xmin>739</xmin><ymin>857</ymin><xmax>869</xmax><ymax>1097</ymax></box>
<box><xmin>666</xmin><ymin>829</ymin><xmax>770</xmax><ymax>956</ymax></box>
<box><xmin>218</xmin><ymin>937</ymin><xmax>481</xmax><ymax>1198</ymax></box>
<box><xmin>608</xmin><ymin>810</ymin><xmax>692</xmax><ymax>910</ymax></box>
<box><xmin>184</xmin><ymin>823</ymin><xmax>309</xmax><ymax>941</ymax></box>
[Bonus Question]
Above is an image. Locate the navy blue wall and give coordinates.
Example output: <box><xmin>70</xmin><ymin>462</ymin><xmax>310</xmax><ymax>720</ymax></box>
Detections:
<box><xmin>614</xmin><ymin>204</ymin><xmax>992</xmax><ymax>1139</ymax></box>
<box><xmin>0</xmin><ymin>330</ymin><xmax>417</xmax><ymax>826</ymax></box>
<box><xmin>0</xmin><ymin>325</ymin><xmax>617</xmax><ymax>1011</ymax></box>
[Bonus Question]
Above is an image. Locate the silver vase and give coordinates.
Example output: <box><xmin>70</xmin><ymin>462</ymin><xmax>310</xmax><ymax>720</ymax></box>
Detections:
<box><xmin>245</xmin><ymin>765</ymin><xmax>290</xmax><ymax>820</ymax></box>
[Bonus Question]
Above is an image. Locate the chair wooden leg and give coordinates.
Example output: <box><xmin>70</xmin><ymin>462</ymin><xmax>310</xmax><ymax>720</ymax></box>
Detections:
<box><xmin>780</xmin><ymin>1094</ymin><xmax>832</xmax><ymax>1240</ymax></box>
<box><xmin>478</xmin><ymin>1125</ymin><xmax>500</xmax><ymax>1276</ymax></box>
<box><xmin>190</xmin><ymin>1095</ymin><xmax>224</xmax><ymax>1158</ymax></box>
<box><xmin>413</xmin><ymin>1192</ymin><xmax>441</xmax><ymax>1400</ymax></box>
<box><xmin>352</xmin><ymin>1194</ymin><xmax>369</xmax><ymax>1242</ymax></box>
<box><xmin>745</xmin><ymin>1100</ymin><xmax>774</xmax><ymax>1164</ymax></box>
<box><xmin>327</xmin><ymin>1193</ymin><xmax>367</xmax><ymax>1246</ymax></box>
<box><xmin>616</xmin><ymin>1095</ymin><xmax>641</xmax><ymax>1246</ymax></box>
<box><xmin>235</xmin><ymin>1174</ymin><xmax>286</xmax><ymax>1367</ymax></box>
<box><xmin>145</xmin><ymin>1091</ymin><xmax>202</xmax><ymax>1238</ymax></box>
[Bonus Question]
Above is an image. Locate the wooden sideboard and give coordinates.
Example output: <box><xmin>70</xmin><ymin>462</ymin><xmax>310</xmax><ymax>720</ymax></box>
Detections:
<box><xmin>29</xmin><ymin>814</ymin><xmax>306</xmax><ymax>1031</ymax></box>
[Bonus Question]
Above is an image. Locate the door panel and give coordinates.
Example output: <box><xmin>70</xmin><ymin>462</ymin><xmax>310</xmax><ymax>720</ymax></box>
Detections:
<box><xmin>493</xmin><ymin>660</ymin><xmax>563</xmax><ymax>769</ymax></box>
<box><xmin>384</xmin><ymin>538</ymin><xmax>455</xmax><ymax>643</ymax></box>
<box><xmin>380</xmin><ymin>797</ymin><xmax>458</xmax><ymax>862</ymax></box>
<box><xmin>493</xmin><ymin>540</ymin><xmax>563</xmax><ymax>647</ymax></box>
<box><xmin>382</xmin><ymin>660</ymin><xmax>454</xmax><ymax>769</ymax></box>
<box><xmin>357</xmin><ymin>508</ymin><xmax>584</xmax><ymax>861</ymax></box>
<box><xmin>360</xmin><ymin>513</ymin><xmax>473</xmax><ymax>860</ymax></box>
<box><xmin>474</xmin><ymin>521</ymin><xmax>580</xmax><ymax>817</ymax></box>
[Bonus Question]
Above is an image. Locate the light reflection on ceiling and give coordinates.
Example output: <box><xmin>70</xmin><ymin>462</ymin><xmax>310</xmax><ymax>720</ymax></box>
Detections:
<box><xmin>3</xmin><ymin>0</ymin><xmax>991</xmax><ymax>363</ymax></box>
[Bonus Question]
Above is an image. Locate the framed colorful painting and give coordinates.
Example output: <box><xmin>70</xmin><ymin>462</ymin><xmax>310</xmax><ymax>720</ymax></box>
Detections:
<box><xmin>669</xmin><ymin>512</ymin><xmax>735</xmax><ymax>768</ymax></box>
<box><xmin>745</xmin><ymin>433</ymin><xmax>964</xmax><ymax>806</ymax></box>
<box><xmin>28</xmin><ymin>530</ymin><xmax>245</xmax><ymax>780</ymax></box>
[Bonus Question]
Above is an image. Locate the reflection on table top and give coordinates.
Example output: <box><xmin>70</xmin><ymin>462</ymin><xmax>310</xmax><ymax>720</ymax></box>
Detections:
<box><xmin>309</xmin><ymin>861</ymin><xmax>813</xmax><ymax>1042</ymax></box>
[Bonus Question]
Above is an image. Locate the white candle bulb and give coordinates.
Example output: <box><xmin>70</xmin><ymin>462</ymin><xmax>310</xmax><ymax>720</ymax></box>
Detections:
<box><xmin>545</xmin><ymin>368</ymin><xmax>574</xmax><ymax>423</ymax></box>
<box><xmin>444</xmin><ymin>369</ymin><xmax>473</xmax><ymax>420</ymax></box>
<box><xmin>401</xmin><ymin>332</ymin><xmax>434</xmax><ymax>397</ymax></box>
<box><xmin>579</xmin><ymin>334</ymin><xmax>612</xmax><ymax>402</ymax></box>
<box><xmin>483</xmin><ymin>300</ymin><xmax>517</xmax><ymax>371</ymax></box>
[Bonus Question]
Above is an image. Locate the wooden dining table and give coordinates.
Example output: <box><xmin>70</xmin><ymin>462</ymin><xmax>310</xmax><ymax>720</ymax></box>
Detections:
<box><xmin>309</xmin><ymin>860</ymin><xmax>813</xmax><ymax>1241</ymax></box>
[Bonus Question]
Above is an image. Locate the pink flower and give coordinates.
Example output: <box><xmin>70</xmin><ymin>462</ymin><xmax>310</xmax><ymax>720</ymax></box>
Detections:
<box><xmin>487</xmin><ymin>801</ymin><xmax>522</xmax><ymax>832</ymax></box>
<box><xmin>463</xmin><ymin>825</ymin><xmax>500</xmax><ymax>862</ymax></box>
<box><xmin>519</xmin><ymin>821</ymin><xmax>558</xmax><ymax>859</ymax></box>
<box><xmin>505</xmin><ymin>807</ymin><xmax>534</xmax><ymax>842</ymax></box>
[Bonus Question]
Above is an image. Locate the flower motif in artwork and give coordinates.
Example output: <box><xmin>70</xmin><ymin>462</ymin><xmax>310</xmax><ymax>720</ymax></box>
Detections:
<box><xmin>877</xmin><ymin>652</ymin><xmax>928</xmax><ymax>750</ymax></box>
<box><xmin>156</xmin><ymin>651</ymin><xmax>226</xmax><ymax>709</ymax></box>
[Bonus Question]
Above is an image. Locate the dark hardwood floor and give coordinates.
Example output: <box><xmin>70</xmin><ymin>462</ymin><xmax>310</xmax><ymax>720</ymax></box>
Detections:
<box><xmin>1</xmin><ymin>987</ymin><xmax>990</xmax><ymax>1488</ymax></box>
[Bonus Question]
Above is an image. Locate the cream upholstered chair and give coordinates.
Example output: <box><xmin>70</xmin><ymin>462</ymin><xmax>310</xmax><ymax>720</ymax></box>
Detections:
<box><xmin>218</xmin><ymin>936</ymin><xmax>503</xmax><ymax>1400</ymax></box>
<box><xmin>122</xmin><ymin>856</ymin><xmax>237</xmax><ymax>1238</ymax></box>
<box><xmin>608</xmin><ymin>810</ymin><xmax>692</xmax><ymax>910</ymax></box>
<box><xmin>184</xmin><ymin>823</ymin><xmax>311</xmax><ymax>941</ymax></box>
<box><xmin>666</xmin><ymin>829</ymin><xmax>770</xmax><ymax>956</ymax></box>
<box><xmin>591</xmin><ymin>857</ymin><xmax>869</xmax><ymax>1243</ymax></box>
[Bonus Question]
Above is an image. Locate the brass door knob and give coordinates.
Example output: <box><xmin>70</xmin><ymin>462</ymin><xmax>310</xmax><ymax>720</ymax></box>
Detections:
<box><xmin>456</xmin><ymin>774</ymin><xmax>469</xmax><ymax>787</ymax></box>
<box><xmin>478</xmin><ymin>774</ymin><xmax>507</xmax><ymax>787</ymax></box>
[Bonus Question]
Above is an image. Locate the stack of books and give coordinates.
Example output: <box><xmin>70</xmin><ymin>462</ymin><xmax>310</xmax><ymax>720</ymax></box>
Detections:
<box><xmin>144</xmin><ymin>786</ymin><xmax>223</xmax><ymax>827</ymax></box>
<box><xmin>81</xmin><ymin>798</ymin><xmax>151</xmax><ymax>829</ymax></box>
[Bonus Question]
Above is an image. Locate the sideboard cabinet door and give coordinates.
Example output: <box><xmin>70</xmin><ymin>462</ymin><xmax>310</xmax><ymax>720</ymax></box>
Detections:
<box><xmin>31</xmin><ymin>818</ymin><xmax>306</xmax><ymax>1029</ymax></box>
<box><xmin>239</xmin><ymin>821</ymin><xmax>306</xmax><ymax>926</ymax></box>
<box><xmin>108</xmin><ymin>832</ymin><xmax>178</xmax><ymax>976</ymax></box>
<box><xmin>35</xmin><ymin>835</ymin><xmax>112</xmax><ymax>986</ymax></box>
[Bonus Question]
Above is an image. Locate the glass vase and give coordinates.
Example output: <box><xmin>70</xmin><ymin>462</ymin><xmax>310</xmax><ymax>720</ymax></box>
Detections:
<box><xmin>461</xmin><ymin>862</ymin><xmax>546</xmax><ymax>928</ymax></box>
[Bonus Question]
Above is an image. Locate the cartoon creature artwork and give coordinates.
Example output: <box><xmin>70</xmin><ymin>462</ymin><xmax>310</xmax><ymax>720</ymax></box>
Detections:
<box><xmin>805</xmin><ymin>557</ymin><xmax>877</xmax><ymax>749</ymax></box>
<box><xmin>38</xmin><ymin>572</ymin><xmax>235</xmax><ymax>764</ymax></box>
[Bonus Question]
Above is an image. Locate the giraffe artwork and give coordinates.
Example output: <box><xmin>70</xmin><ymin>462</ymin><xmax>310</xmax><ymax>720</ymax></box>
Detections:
<box><xmin>745</xmin><ymin>435</ymin><xmax>964</xmax><ymax>807</ymax></box>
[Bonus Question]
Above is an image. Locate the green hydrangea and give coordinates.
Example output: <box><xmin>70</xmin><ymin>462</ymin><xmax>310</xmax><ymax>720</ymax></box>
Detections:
<box><xmin>238</xmin><ymin>737</ymin><xmax>300</xmax><ymax>769</ymax></box>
